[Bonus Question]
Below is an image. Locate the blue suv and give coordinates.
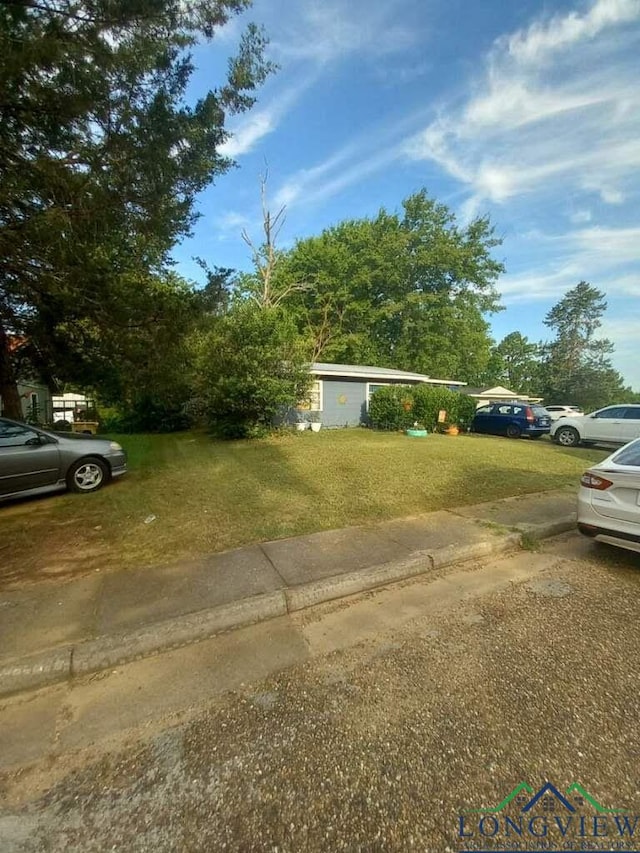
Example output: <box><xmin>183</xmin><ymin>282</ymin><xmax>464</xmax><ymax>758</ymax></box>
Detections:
<box><xmin>472</xmin><ymin>402</ymin><xmax>551</xmax><ymax>440</ymax></box>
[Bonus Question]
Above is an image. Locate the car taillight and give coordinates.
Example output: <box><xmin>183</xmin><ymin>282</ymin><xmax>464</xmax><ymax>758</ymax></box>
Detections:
<box><xmin>525</xmin><ymin>407</ymin><xmax>535</xmax><ymax>423</ymax></box>
<box><xmin>580</xmin><ymin>472</ymin><xmax>613</xmax><ymax>490</ymax></box>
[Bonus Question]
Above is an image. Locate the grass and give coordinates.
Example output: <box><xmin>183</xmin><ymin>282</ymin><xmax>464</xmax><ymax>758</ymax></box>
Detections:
<box><xmin>0</xmin><ymin>429</ymin><xmax>608</xmax><ymax>589</ymax></box>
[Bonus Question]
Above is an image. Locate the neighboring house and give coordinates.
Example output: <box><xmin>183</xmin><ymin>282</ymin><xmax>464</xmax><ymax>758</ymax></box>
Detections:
<box><xmin>464</xmin><ymin>385</ymin><xmax>544</xmax><ymax>408</ymax></box>
<box><xmin>0</xmin><ymin>382</ymin><xmax>53</xmax><ymax>422</ymax></box>
<box><xmin>0</xmin><ymin>335</ymin><xmax>53</xmax><ymax>422</ymax></box>
<box><xmin>296</xmin><ymin>362</ymin><xmax>466</xmax><ymax>428</ymax></box>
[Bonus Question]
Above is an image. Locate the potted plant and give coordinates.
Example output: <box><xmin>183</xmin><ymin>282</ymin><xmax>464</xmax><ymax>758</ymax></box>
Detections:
<box><xmin>294</xmin><ymin>411</ymin><xmax>309</xmax><ymax>431</ymax></box>
<box><xmin>406</xmin><ymin>421</ymin><xmax>429</xmax><ymax>437</ymax></box>
<box><xmin>309</xmin><ymin>410</ymin><xmax>322</xmax><ymax>432</ymax></box>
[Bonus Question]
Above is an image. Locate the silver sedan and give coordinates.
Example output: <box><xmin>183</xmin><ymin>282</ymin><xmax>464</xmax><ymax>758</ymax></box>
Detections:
<box><xmin>0</xmin><ymin>418</ymin><xmax>127</xmax><ymax>502</ymax></box>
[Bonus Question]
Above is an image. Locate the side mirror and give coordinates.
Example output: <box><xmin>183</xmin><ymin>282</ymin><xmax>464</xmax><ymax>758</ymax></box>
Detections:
<box><xmin>24</xmin><ymin>436</ymin><xmax>42</xmax><ymax>446</ymax></box>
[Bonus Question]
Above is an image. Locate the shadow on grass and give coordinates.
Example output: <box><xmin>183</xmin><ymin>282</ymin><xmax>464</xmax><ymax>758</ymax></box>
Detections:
<box><xmin>0</xmin><ymin>428</ymin><xmax>610</xmax><ymax>591</ymax></box>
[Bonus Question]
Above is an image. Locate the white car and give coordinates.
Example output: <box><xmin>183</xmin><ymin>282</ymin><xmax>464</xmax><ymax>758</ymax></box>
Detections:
<box><xmin>544</xmin><ymin>405</ymin><xmax>584</xmax><ymax>422</ymax></box>
<box><xmin>578</xmin><ymin>438</ymin><xmax>640</xmax><ymax>554</ymax></box>
<box><xmin>551</xmin><ymin>404</ymin><xmax>640</xmax><ymax>448</ymax></box>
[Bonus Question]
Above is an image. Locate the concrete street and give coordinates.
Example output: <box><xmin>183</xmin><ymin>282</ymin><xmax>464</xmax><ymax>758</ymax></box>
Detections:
<box><xmin>1</xmin><ymin>531</ymin><xmax>640</xmax><ymax>852</ymax></box>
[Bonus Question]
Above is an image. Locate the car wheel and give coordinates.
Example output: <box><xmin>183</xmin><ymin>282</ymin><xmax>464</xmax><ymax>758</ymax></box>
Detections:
<box><xmin>67</xmin><ymin>457</ymin><xmax>109</xmax><ymax>493</ymax></box>
<box><xmin>506</xmin><ymin>424</ymin><xmax>521</xmax><ymax>439</ymax></box>
<box><xmin>555</xmin><ymin>426</ymin><xmax>580</xmax><ymax>447</ymax></box>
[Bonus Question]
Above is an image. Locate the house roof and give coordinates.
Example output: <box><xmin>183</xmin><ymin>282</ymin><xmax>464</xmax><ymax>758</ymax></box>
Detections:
<box><xmin>310</xmin><ymin>362</ymin><xmax>466</xmax><ymax>386</ymax></box>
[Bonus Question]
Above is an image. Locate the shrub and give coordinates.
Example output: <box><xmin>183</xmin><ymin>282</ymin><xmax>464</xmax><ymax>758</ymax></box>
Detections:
<box><xmin>369</xmin><ymin>385</ymin><xmax>477</xmax><ymax>432</ymax></box>
<box><xmin>196</xmin><ymin>304</ymin><xmax>312</xmax><ymax>439</ymax></box>
<box><xmin>412</xmin><ymin>386</ymin><xmax>460</xmax><ymax>431</ymax></box>
<box><xmin>368</xmin><ymin>385</ymin><xmax>416</xmax><ymax>431</ymax></box>
<box><xmin>100</xmin><ymin>398</ymin><xmax>192</xmax><ymax>433</ymax></box>
<box><xmin>456</xmin><ymin>394</ymin><xmax>477</xmax><ymax>431</ymax></box>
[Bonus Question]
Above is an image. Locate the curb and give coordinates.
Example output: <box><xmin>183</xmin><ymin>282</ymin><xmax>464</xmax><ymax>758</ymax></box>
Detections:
<box><xmin>518</xmin><ymin>514</ymin><xmax>577</xmax><ymax>540</ymax></box>
<box><xmin>0</xmin><ymin>524</ymin><xmax>572</xmax><ymax>699</ymax></box>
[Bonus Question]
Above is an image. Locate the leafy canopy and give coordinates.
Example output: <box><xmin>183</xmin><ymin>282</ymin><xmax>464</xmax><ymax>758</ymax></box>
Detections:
<box><xmin>0</xmin><ymin>0</ymin><xmax>273</xmax><ymax>416</ymax></box>
<box><xmin>269</xmin><ymin>189</ymin><xmax>504</xmax><ymax>383</ymax></box>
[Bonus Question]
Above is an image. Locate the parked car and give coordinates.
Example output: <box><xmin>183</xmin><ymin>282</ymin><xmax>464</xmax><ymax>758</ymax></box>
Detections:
<box><xmin>551</xmin><ymin>404</ymin><xmax>640</xmax><ymax>448</ymax></box>
<box><xmin>471</xmin><ymin>402</ymin><xmax>551</xmax><ymax>439</ymax></box>
<box><xmin>544</xmin><ymin>405</ymin><xmax>584</xmax><ymax>422</ymax></box>
<box><xmin>0</xmin><ymin>417</ymin><xmax>127</xmax><ymax>502</ymax></box>
<box><xmin>577</xmin><ymin>437</ymin><xmax>640</xmax><ymax>554</ymax></box>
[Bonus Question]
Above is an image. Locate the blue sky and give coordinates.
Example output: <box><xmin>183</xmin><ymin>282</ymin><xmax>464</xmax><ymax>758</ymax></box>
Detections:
<box><xmin>173</xmin><ymin>0</ymin><xmax>640</xmax><ymax>388</ymax></box>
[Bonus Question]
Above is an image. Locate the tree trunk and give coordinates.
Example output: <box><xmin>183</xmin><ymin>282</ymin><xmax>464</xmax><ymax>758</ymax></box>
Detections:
<box><xmin>0</xmin><ymin>322</ymin><xmax>23</xmax><ymax>420</ymax></box>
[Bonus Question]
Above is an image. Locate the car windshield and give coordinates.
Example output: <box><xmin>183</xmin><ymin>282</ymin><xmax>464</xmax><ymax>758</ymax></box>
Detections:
<box><xmin>612</xmin><ymin>441</ymin><xmax>640</xmax><ymax>467</ymax></box>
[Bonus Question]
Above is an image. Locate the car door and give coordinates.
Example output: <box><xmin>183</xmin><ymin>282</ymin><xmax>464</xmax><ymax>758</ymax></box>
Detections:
<box><xmin>621</xmin><ymin>407</ymin><xmax>640</xmax><ymax>442</ymax></box>
<box><xmin>0</xmin><ymin>420</ymin><xmax>61</xmax><ymax>497</ymax></box>
<box><xmin>584</xmin><ymin>407</ymin><xmax>629</xmax><ymax>443</ymax></box>
<box><xmin>493</xmin><ymin>404</ymin><xmax>515</xmax><ymax>435</ymax></box>
<box><xmin>472</xmin><ymin>406</ymin><xmax>493</xmax><ymax>434</ymax></box>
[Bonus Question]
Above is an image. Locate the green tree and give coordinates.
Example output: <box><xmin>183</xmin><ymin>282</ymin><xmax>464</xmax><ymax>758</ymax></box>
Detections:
<box><xmin>489</xmin><ymin>332</ymin><xmax>541</xmax><ymax>393</ymax></box>
<box><xmin>540</xmin><ymin>282</ymin><xmax>627</xmax><ymax>409</ymax></box>
<box><xmin>273</xmin><ymin>189</ymin><xmax>504</xmax><ymax>381</ymax></box>
<box><xmin>195</xmin><ymin>304</ymin><xmax>312</xmax><ymax>438</ymax></box>
<box><xmin>0</xmin><ymin>0</ymin><xmax>273</xmax><ymax>418</ymax></box>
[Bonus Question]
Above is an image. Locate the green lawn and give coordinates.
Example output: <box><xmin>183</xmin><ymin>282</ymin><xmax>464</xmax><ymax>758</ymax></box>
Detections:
<box><xmin>0</xmin><ymin>430</ymin><xmax>608</xmax><ymax>589</ymax></box>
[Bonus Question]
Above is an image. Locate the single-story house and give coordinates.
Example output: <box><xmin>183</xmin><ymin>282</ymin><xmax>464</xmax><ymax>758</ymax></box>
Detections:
<box><xmin>464</xmin><ymin>385</ymin><xmax>544</xmax><ymax>408</ymax></box>
<box><xmin>0</xmin><ymin>335</ymin><xmax>53</xmax><ymax>422</ymax></box>
<box><xmin>0</xmin><ymin>382</ymin><xmax>53</xmax><ymax>422</ymax></box>
<box><xmin>296</xmin><ymin>362</ymin><xmax>466</xmax><ymax>428</ymax></box>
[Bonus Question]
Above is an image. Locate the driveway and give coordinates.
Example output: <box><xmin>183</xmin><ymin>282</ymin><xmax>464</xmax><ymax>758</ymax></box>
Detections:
<box><xmin>1</xmin><ymin>532</ymin><xmax>639</xmax><ymax>852</ymax></box>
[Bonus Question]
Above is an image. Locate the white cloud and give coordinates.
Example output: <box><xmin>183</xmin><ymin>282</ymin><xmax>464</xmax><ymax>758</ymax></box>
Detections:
<box><xmin>569</xmin><ymin>209</ymin><xmax>592</xmax><ymax>224</ymax></box>
<box><xmin>219</xmin><ymin>0</ymin><xmax>424</xmax><ymax>162</ymax></box>
<box><xmin>219</xmin><ymin>80</ymin><xmax>312</xmax><ymax>158</ymax></box>
<box><xmin>499</xmin><ymin>224</ymin><xmax>640</xmax><ymax>303</ymax></box>
<box><xmin>272</xmin><ymin>0</ymin><xmax>422</xmax><ymax>65</ymax></box>
<box><xmin>504</xmin><ymin>0</ymin><xmax>640</xmax><ymax>65</ymax></box>
<box><xmin>273</xmin><ymin>106</ymin><xmax>430</xmax><ymax>211</ymax></box>
<box><xmin>406</xmin><ymin>0</ymin><xmax>640</xmax><ymax>208</ymax></box>
<box><xmin>599</xmin><ymin>187</ymin><xmax>625</xmax><ymax>204</ymax></box>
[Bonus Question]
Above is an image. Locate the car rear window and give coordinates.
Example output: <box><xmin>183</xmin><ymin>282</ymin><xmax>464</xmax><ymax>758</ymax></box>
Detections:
<box><xmin>532</xmin><ymin>406</ymin><xmax>549</xmax><ymax>416</ymax></box>
<box><xmin>612</xmin><ymin>442</ymin><xmax>640</xmax><ymax>467</ymax></box>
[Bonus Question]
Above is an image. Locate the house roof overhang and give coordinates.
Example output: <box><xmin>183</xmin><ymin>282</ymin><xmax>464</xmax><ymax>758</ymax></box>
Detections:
<box><xmin>310</xmin><ymin>362</ymin><xmax>466</xmax><ymax>386</ymax></box>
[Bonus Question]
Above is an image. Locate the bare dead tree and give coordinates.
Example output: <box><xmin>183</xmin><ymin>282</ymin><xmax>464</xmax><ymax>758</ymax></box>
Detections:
<box><xmin>241</xmin><ymin>171</ymin><xmax>309</xmax><ymax>309</ymax></box>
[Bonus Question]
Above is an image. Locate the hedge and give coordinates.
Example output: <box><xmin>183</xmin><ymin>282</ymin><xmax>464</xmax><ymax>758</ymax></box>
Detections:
<box><xmin>369</xmin><ymin>385</ymin><xmax>476</xmax><ymax>432</ymax></box>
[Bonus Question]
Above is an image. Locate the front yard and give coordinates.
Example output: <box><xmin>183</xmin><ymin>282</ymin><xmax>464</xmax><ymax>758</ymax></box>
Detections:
<box><xmin>0</xmin><ymin>430</ymin><xmax>607</xmax><ymax>589</ymax></box>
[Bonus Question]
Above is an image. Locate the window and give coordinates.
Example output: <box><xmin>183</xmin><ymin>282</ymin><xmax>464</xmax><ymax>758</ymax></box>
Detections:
<box><xmin>299</xmin><ymin>380</ymin><xmax>323</xmax><ymax>412</ymax></box>
<box><xmin>494</xmin><ymin>405</ymin><xmax>513</xmax><ymax>415</ymax></box>
<box><xmin>475</xmin><ymin>406</ymin><xmax>492</xmax><ymax>415</ymax></box>
<box><xmin>594</xmin><ymin>407</ymin><xmax>627</xmax><ymax>419</ymax></box>
<box><xmin>366</xmin><ymin>382</ymin><xmax>392</xmax><ymax>409</ymax></box>
<box><xmin>613</xmin><ymin>441</ymin><xmax>640</xmax><ymax>466</ymax></box>
<box><xmin>623</xmin><ymin>408</ymin><xmax>640</xmax><ymax>420</ymax></box>
<box><xmin>0</xmin><ymin>420</ymin><xmax>39</xmax><ymax>448</ymax></box>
